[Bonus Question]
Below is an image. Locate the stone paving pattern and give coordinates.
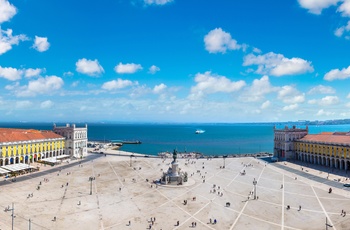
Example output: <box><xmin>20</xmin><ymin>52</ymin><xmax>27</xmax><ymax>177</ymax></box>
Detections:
<box><xmin>0</xmin><ymin>151</ymin><xmax>349</xmax><ymax>230</ymax></box>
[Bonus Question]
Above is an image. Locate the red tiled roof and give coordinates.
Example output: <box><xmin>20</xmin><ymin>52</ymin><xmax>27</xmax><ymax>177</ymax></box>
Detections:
<box><xmin>299</xmin><ymin>132</ymin><xmax>350</xmax><ymax>145</ymax></box>
<box><xmin>0</xmin><ymin>128</ymin><xmax>64</xmax><ymax>143</ymax></box>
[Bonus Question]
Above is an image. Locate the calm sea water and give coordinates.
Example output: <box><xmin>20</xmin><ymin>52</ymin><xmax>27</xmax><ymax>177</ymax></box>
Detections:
<box><xmin>1</xmin><ymin>122</ymin><xmax>350</xmax><ymax>156</ymax></box>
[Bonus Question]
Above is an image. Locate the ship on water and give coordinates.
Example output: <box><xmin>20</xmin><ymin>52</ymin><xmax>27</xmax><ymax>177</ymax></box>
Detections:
<box><xmin>195</xmin><ymin>129</ymin><xmax>205</xmax><ymax>134</ymax></box>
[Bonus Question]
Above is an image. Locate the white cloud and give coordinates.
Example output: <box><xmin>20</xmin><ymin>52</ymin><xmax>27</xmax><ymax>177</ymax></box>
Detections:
<box><xmin>338</xmin><ymin>0</ymin><xmax>350</xmax><ymax>16</ymax></box>
<box><xmin>32</xmin><ymin>36</ymin><xmax>50</xmax><ymax>52</ymax></box>
<box><xmin>63</xmin><ymin>71</ymin><xmax>74</xmax><ymax>77</ymax></box>
<box><xmin>14</xmin><ymin>76</ymin><xmax>64</xmax><ymax>97</ymax></box>
<box><xmin>0</xmin><ymin>0</ymin><xmax>17</xmax><ymax>24</ymax></box>
<box><xmin>25</xmin><ymin>68</ymin><xmax>43</xmax><ymax>78</ymax></box>
<box><xmin>334</xmin><ymin>21</ymin><xmax>350</xmax><ymax>37</ymax></box>
<box><xmin>253</xmin><ymin>47</ymin><xmax>262</xmax><ymax>53</ymax></box>
<box><xmin>324</xmin><ymin>65</ymin><xmax>350</xmax><ymax>81</ymax></box>
<box><xmin>0</xmin><ymin>28</ymin><xmax>27</xmax><ymax>55</ymax></box>
<box><xmin>0</xmin><ymin>66</ymin><xmax>22</xmax><ymax>81</ymax></box>
<box><xmin>319</xmin><ymin>96</ymin><xmax>339</xmax><ymax>105</ymax></box>
<box><xmin>148</xmin><ymin>65</ymin><xmax>160</xmax><ymax>74</ymax></box>
<box><xmin>144</xmin><ymin>0</ymin><xmax>173</xmax><ymax>5</ymax></box>
<box><xmin>101</xmin><ymin>78</ymin><xmax>136</xmax><ymax>91</ymax></box>
<box><xmin>15</xmin><ymin>100</ymin><xmax>32</xmax><ymax>109</ymax></box>
<box><xmin>316</xmin><ymin>109</ymin><xmax>335</xmax><ymax>116</ymax></box>
<box><xmin>277</xmin><ymin>85</ymin><xmax>305</xmax><ymax>104</ymax></box>
<box><xmin>40</xmin><ymin>100</ymin><xmax>54</xmax><ymax>109</ymax></box>
<box><xmin>308</xmin><ymin>96</ymin><xmax>340</xmax><ymax>106</ymax></box>
<box><xmin>189</xmin><ymin>71</ymin><xmax>246</xmax><ymax>99</ymax></box>
<box><xmin>240</xmin><ymin>75</ymin><xmax>277</xmax><ymax>102</ymax></box>
<box><xmin>243</xmin><ymin>52</ymin><xmax>314</xmax><ymax>76</ymax></box>
<box><xmin>282</xmin><ymin>104</ymin><xmax>299</xmax><ymax>111</ymax></box>
<box><xmin>76</xmin><ymin>58</ymin><xmax>104</xmax><ymax>76</ymax></box>
<box><xmin>347</xmin><ymin>93</ymin><xmax>350</xmax><ymax>98</ymax></box>
<box><xmin>153</xmin><ymin>83</ymin><xmax>167</xmax><ymax>94</ymax></box>
<box><xmin>261</xmin><ymin>100</ymin><xmax>271</xmax><ymax>109</ymax></box>
<box><xmin>308</xmin><ymin>85</ymin><xmax>336</xmax><ymax>94</ymax></box>
<box><xmin>114</xmin><ymin>62</ymin><xmax>143</xmax><ymax>74</ymax></box>
<box><xmin>204</xmin><ymin>28</ymin><xmax>243</xmax><ymax>53</ymax></box>
<box><xmin>297</xmin><ymin>0</ymin><xmax>340</xmax><ymax>14</ymax></box>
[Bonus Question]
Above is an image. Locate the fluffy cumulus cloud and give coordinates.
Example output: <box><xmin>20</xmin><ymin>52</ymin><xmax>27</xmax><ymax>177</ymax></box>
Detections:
<box><xmin>204</xmin><ymin>28</ymin><xmax>243</xmax><ymax>53</ymax></box>
<box><xmin>32</xmin><ymin>36</ymin><xmax>50</xmax><ymax>52</ymax></box>
<box><xmin>76</xmin><ymin>58</ymin><xmax>104</xmax><ymax>76</ymax></box>
<box><xmin>324</xmin><ymin>65</ymin><xmax>350</xmax><ymax>81</ymax></box>
<box><xmin>11</xmin><ymin>76</ymin><xmax>64</xmax><ymax>97</ymax></box>
<box><xmin>189</xmin><ymin>71</ymin><xmax>246</xmax><ymax>99</ymax></box>
<box><xmin>297</xmin><ymin>0</ymin><xmax>341</xmax><ymax>14</ymax></box>
<box><xmin>25</xmin><ymin>68</ymin><xmax>43</xmax><ymax>78</ymax></box>
<box><xmin>240</xmin><ymin>75</ymin><xmax>277</xmax><ymax>102</ymax></box>
<box><xmin>308</xmin><ymin>85</ymin><xmax>336</xmax><ymax>94</ymax></box>
<box><xmin>0</xmin><ymin>0</ymin><xmax>17</xmax><ymax>24</ymax></box>
<box><xmin>283</xmin><ymin>103</ymin><xmax>299</xmax><ymax>111</ymax></box>
<box><xmin>0</xmin><ymin>28</ymin><xmax>27</xmax><ymax>55</ymax></box>
<box><xmin>114</xmin><ymin>62</ymin><xmax>143</xmax><ymax>74</ymax></box>
<box><xmin>0</xmin><ymin>66</ymin><xmax>22</xmax><ymax>80</ymax></box>
<box><xmin>144</xmin><ymin>0</ymin><xmax>173</xmax><ymax>5</ymax></box>
<box><xmin>40</xmin><ymin>100</ymin><xmax>54</xmax><ymax>109</ymax></box>
<box><xmin>298</xmin><ymin>0</ymin><xmax>350</xmax><ymax>38</ymax></box>
<box><xmin>0</xmin><ymin>67</ymin><xmax>45</xmax><ymax>81</ymax></box>
<box><xmin>153</xmin><ymin>83</ymin><xmax>167</xmax><ymax>94</ymax></box>
<box><xmin>277</xmin><ymin>85</ymin><xmax>305</xmax><ymax>104</ymax></box>
<box><xmin>319</xmin><ymin>96</ymin><xmax>339</xmax><ymax>106</ymax></box>
<box><xmin>243</xmin><ymin>52</ymin><xmax>314</xmax><ymax>76</ymax></box>
<box><xmin>101</xmin><ymin>78</ymin><xmax>136</xmax><ymax>91</ymax></box>
<box><xmin>334</xmin><ymin>21</ymin><xmax>350</xmax><ymax>37</ymax></box>
<box><xmin>316</xmin><ymin>109</ymin><xmax>335</xmax><ymax>116</ymax></box>
<box><xmin>338</xmin><ymin>0</ymin><xmax>350</xmax><ymax>16</ymax></box>
<box><xmin>148</xmin><ymin>65</ymin><xmax>160</xmax><ymax>74</ymax></box>
<box><xmin>261</xmin><ymin>100</ymin><xmax>271</xmax><ymax>109</ymax></box>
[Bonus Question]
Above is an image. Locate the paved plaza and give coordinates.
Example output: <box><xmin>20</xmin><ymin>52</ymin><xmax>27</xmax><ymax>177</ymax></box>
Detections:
<box><xmin>0</xmin><ymin>151</ymin><xmax>349</xmax><ymax>230</ymax></box>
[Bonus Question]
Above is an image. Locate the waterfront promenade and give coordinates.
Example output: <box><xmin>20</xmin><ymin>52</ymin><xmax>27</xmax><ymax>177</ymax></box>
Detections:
<box><xmin>0</xmin><ymin>150</ymin><xmax>349</xmax><ymax>229</ymax></box>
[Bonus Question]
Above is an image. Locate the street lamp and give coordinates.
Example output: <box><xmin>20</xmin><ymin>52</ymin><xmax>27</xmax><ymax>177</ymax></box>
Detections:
<box><xmin>130</xmin><ymin>155</ymin><xmax>134</xmax><ymax>167</ymax></box>
<box><xmin>89</xmin><ymin>176</ymin><xmax>95</xmax><ymax>195</ymax></box>
<box><xmin>8</xmin><ymin>203</ymin><xmax>15</xmax><ymax>230</ymax></box>
<box><xmin>253</xmin><ymin>178</ymin><xmax>257</xmax><ymax>200</ymax></box>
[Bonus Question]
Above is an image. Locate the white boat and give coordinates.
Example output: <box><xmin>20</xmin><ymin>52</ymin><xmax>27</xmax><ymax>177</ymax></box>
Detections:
<box><xmin>195</xmin><ymin>129</ymin><xmax>205</xmax><ymax>134</ymax></box>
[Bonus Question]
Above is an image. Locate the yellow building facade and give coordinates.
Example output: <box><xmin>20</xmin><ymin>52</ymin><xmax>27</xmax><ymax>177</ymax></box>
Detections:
<box><xmin>0</xmin><ymin>128</ymin><xmax>65</xmax><ymax>166</ymax></box>
<box><xmin>294</xmin><ymin>132</ymin><xmax>350</xmax><ymax>171</ymax></box>
<box><xmin>274</xmin><ymin>126</ymin><xmax>350</xmax><ymax>171</ymax></box>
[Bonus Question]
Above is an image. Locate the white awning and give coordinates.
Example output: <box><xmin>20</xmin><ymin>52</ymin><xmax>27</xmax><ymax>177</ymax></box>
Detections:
<box><xmin>41</xmin><ymin>157</ymin><xmax>58</xmax><ymax>163</ymax></box>
<box><xmin>1</xmin><ymin>163</ymin><xmax>34</xmax><ymax>172</ymax></box>
<box><xmin>56</xmin><ymin>155</ymin><xmax>70</xmax><ymax>159</ymax></box>
<box><xmin>0</xmin><ymin>167</ymin><xmax>10</xmax><ymax>174</ymax></box>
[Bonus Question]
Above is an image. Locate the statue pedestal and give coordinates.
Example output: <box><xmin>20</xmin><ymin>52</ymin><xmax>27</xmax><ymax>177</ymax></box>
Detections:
<box><xmin>171</xmin><ymin>161</ymin><xmax>179</xmax><ymax>177</ymax></box>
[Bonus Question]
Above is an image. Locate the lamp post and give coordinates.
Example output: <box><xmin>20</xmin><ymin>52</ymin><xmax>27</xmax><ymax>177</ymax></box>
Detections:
<box><xmin>253</xmin><ymin>178</ymin><xmax>257</xmax><ymax>200</ymax></box>
<box><xmin>8</xmin><ymin>203</ymin><xmax>14</xmax><ymax>230</ymax></box>
<box><xmin>89</xmin><ymin>176</ymin><xmax>95</xmax><ymax>195</ymax></box>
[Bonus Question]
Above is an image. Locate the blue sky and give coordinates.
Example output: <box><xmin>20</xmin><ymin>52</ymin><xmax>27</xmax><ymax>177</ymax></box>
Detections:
<box><xmin>1</xmin><ymin>0</ymin><xmax>350</xmax><ymax>123</ymax></box>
